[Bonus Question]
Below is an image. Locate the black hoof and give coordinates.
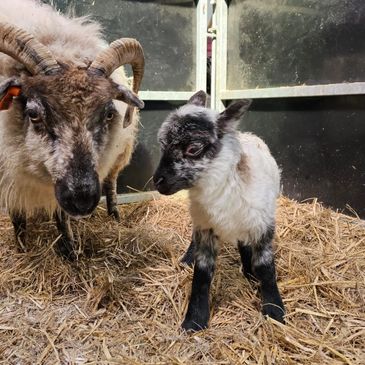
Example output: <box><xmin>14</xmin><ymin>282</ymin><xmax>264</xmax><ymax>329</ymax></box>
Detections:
<box><xmin>180</xmin><ymin>251</ymin><xmax>194</xmax><ymax>267</ymax></box>
<box><xmin>181</xmin><ymin>317</ymin><xmax>208</xmax><ymax>332</ymax></box>
<box><xmin>241</xmin><ymin>265</ymin><xmax>256</xmax><ymax>281</ymax></box>
<box><xmin>262</xmin><ymin>303</ymin><xmax>285</xmax><ymax>323</ymax></box>
<box><xmin>181</xmin><ymin>309</ymin><xmax>209</xmax><ymax>332</ymax></box>
<box><xmin>109</xmin><ymin>206</ymin><xmax>121</xmax><ymax>222</ymax></box>
<box><xmin>55</xmin><ymin>239</ymin><xmax>76</xmax><ymax>261</ymax></box>
<box><xmin>180</xmin><ymin>241</ymin><xmax>195</xmax><ymax>267</ymax></box>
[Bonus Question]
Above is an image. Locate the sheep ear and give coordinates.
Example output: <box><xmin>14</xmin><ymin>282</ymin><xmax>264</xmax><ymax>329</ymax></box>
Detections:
<box><xmin>188</xmin><ymin>90</ymin><xmax>207</xmax><ymax>107</ymax></box>
<box><xmin>115</xmin><ymin>84</ymin><xmax>144</xmax><ymax>109</ymax></box>
<box><xmin>0</xmin><ymin>78</ymin><xmax>22</xmax><ymax>111</ymax></box>
<box><xmin>217</xmin><ymin>99</ymin><xmax>252</xmax><ymax>133</ymax></box>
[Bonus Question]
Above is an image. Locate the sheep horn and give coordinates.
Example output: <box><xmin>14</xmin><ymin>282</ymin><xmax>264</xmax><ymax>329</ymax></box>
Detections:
<box><xmin>89</xmin><ymin>38</ymin><xmax>145</xmax><ymax>94</ymax></box>
<box><xmin>0</xmin><ymin>21</ymin><xmax>60</xmax><ymax>75</ymax></box>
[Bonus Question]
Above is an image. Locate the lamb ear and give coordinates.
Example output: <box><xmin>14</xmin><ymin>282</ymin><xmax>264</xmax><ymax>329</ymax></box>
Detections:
<box><xmin>217</xmin><ymin>99</ymin><xmax>252</xmax><ymax>133</ymax></box>
<box><xmin>188</xmin><ymin>90</ymin><xmax>207</xmax><ymax>107</ymax></box>
<box><xmin>0</xmin><ymin>77</ymin><xmax>22</xmax><ymax>111</ymax></box>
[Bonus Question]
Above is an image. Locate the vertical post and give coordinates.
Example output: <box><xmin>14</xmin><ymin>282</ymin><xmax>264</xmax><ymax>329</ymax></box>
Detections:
<box><xmin>210</xmin><ymin>0</ymin><xmax>217</xmax><ymax>109</ymax></box>
<box><xmin>212</xmin><ymin>0</ymin><xmax>228</xmax><ymax>111</ymax></box>
<box><xmin>196</xmin><ymin>0</ymin><xmax>208</xmax><ymax>92</ymax></box>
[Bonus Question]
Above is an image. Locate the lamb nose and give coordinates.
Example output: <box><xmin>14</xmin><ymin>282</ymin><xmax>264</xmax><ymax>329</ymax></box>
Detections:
<box><xmin>154</xmin><ymin>176</ymin><xmax>164</xmax><ymax>186</ymax></box>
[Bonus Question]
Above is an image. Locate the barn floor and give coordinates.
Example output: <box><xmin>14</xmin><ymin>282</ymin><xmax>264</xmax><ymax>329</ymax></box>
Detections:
<box><xmin>0</xmin><ymin>194</ymin><xmax>364</xmax><ymax>364</ymax></box>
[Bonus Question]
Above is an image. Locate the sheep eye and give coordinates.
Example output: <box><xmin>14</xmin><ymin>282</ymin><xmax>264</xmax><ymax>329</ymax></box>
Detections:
<box><xmin>106</xmin><ymin>111</ymin><xmax>114</xmax><ymax>121</ymax></box>
<box><xmin>28</xmin><ymin>110</ymin><xmax>41</xmax><ymax>123</ymax></box>
<box><xmin>185</xmin><ymin>144</ymin><xmax>204</xmax><ymax>157</ymax></box>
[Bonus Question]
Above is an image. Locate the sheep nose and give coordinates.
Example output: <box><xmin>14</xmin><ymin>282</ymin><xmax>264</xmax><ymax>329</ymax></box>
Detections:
<box><xmin>72</xmin><ymin>188</ymin><xmax>100</xmax><ymax>214</ymax></box>
<box><xmin>55</xmin><ymin>172</ymin><xmax>101</xmax><ymax>217</ymax></box>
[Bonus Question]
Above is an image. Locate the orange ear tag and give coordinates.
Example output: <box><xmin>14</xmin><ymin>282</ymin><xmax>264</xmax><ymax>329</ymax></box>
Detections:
<box><xmin>0</xmin><ymin>86</ymin><xmax>21</xmax><ymax>111</ymax></box>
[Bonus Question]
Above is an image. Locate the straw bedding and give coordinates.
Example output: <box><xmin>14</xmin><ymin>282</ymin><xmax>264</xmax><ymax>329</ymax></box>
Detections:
<box><xmin>0</xmin><ymin>194</ymin><xmax>364</xmax><ymax>364</ymax></box>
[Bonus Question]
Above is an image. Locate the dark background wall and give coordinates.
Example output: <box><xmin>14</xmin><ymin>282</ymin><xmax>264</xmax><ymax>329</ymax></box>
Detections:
<box><xmin>241</xmin><ymin>96</ymin><xmax>365</xmax><ymax>218</ymax></box>
<box><xmin>227</xmin><ymin>0</ymin><xmax>365</xmax><ymax>89</ymax></box>
<box><xmin>47</xmin><ymin>0</ymin><xmax>197</xmax><ymax>91</ymax></box>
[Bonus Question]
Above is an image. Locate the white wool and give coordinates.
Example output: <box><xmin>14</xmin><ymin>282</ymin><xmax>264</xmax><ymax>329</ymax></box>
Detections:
<box><xmin>0</xmin><ymin>0</ymin><xmax>105</xmax><ymax>70</ymax></box>
<box><xmin>177</xmin><ymin>104</ymin><xmax>218</xmax><ymax>122</ymax></box>
<box><xmin>98</xmin><ymin>69</ymin><xmax>136</xmax><ymax>182</ymax></box>
<box><xmin>0</xmin><ymin>0</ymin><xmax>137</xmax><ymax>216</ymax></box>
<box><xmin>189</xmin><ymin>132</ymin><xmax>280</xmax><ymax>245</ymax></box>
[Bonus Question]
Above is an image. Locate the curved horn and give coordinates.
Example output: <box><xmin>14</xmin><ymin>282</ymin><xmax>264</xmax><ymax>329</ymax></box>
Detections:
<box><xmin>0</xmin><ymin>21</ymin><xmax>60</xmax><ymax>75</ymax></box>
<box><xmin>89</xmin><ymin>38</ymin><xmax>145</xmax><ymax>94</ymax></box>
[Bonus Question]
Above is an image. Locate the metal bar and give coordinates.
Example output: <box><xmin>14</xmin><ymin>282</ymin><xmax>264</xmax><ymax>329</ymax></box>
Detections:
<box><xmin>220</xmin><ymin>82</ymin><xmax>365</xmax><ymax>100</ymax></box>
<box><xmin>214</xmin><ymin>0</ymin><xmax>228</xmax><ymax>111</ymax></box>
<box><xmin>100</xmin><ymin>191</ymin><xmax>160</xmax><ymax>206</ymax></box>
<box><xmin>210</xmin><ymin>0</ymin><xmax>217</xmax><ymax>108</ymax></box>
<box><xmin>139</xmin><ymin>91</ymin><xmax>196</xmax><ymax>101</ymax></box>
<box><xmin>196</xmin><ymin>0</ymin><xmax>208</xmax><ymax>91</ymax></box>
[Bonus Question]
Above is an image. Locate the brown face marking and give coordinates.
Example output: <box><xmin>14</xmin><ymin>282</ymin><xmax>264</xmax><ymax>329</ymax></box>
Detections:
<box><xmin>237</xmin><ymin>153</ymin><xmax>250</xmax><ymax>182</ymax></box>
<box><xmin>18</xmin><ymin>66</ymin><xmax>122</xmax><ymax>216</ymax></box>
<box><xmin>23</xmin><ymin>66</ymin><xmax>116</xmax><ymax>121</ymax></box>
<box><xmin>22</xmin><ymin>66</ymin><xmax>121</xmax><ymax>150</ymax></box>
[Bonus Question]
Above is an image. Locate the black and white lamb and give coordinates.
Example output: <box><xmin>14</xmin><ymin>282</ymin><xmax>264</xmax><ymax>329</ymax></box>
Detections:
<box><xmin>153</xmin><ymin>91</ymin><xmax>285</xmax><ymax>331</ymax></box>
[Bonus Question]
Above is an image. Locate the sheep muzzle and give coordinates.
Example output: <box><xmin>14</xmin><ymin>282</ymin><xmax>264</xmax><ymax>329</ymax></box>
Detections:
<box><xmin>55</xmin><ymin>169</ymin><xmax>101</xmax><ymax>217</ymax></box>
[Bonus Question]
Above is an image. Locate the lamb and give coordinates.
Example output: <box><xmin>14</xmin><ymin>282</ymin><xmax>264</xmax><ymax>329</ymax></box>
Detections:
<box><xmin>0</xmin><ymin>0</ymin><xmax>144</xmax><ymax>259</ymax></box>
<box><xmin>153</xmin><ymin>91</ymin><xmax>285</xmax><ymax>331</ymax></box>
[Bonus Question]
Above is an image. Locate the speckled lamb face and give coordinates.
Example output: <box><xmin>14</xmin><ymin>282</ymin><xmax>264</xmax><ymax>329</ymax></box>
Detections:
<box><xmin>153</xmin><ymin>91</ymin><xmax>252</xmax><ymax>195</ymax></box>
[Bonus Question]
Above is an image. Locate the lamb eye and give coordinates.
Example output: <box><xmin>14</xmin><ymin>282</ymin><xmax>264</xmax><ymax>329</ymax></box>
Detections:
<box><xmin>185</xmin><ymin>144</ymin><xmax>203</xmax><ymax>157</ymax></box>
<box><xmin>28</xmin><ymin>110</ymin><xmax>41</xmax><ymax>123</ymax></box>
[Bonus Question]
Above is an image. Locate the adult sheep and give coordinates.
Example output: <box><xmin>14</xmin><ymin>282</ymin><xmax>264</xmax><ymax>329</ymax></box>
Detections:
<box><xmin>0</xmin><ymin>0</ymin><xmax>145</xmax><ymax>259</ymax></box>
